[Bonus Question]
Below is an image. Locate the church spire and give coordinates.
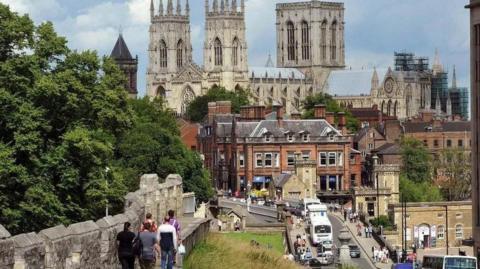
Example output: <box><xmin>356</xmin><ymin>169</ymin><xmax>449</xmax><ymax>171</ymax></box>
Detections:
<box><xmin>167</xmin><ymin>0</ymin><xmax>173</xmax><ymax>15</ymax></box>
<box><xmin>371</xmin><ymin>67</ymin><xmax>379</xmax><ymax>90</ymax></box>
<box><xmin>176</xmin><ymin>0</ymin><xmax>181</xmax><ymax>15</ymax></box>
<box><xmin>446</xmin><ymin>90</ymin><xmax>452</xmax><ymax>116</ymax></box>
<box><xmin>225</xmin><ymin>0</ymin><xmax>230</xmax><ymax>13</ymax></box>
<box><xmin>220</xmin><ymin>0</ymin><xmax>225</xmax><ymax>14</ymax></box>
<box><xmin>159</xmin><ymin>0</ymin><xmax>163</xmax><ymax>15</ymax></box>
<box><xmin>205</xmin><ymin>0</ymin><xmax>209</xmax><ymax>15</ymax></box>
<box><xmin>265</xmin><ymin>54</ymin><xmax>274</xmax><ymax>67</ymax></box>
<box><xmin>231</xmin><ymin>0</ymin><xmax>237</xmax><ymax>13</ymax></box>
<box><xmin>452</xmin><ymin>65</ymin><xmax>457</xmax><ymax>89</ymax></box>
<box><xmin>213</xmin><ymin>0</ymin><xmax>218</xmax><ymax>13</ymax></box>
<box><xmin>150</xmin><ymin>0</ymin><xmax>155</xmax><ymax>20</ymax></box>
<box><xmin>432</xmin><ymin>48</ymin><xmax>443</xmax><ymax>75</ymax></box>
<box><xmin>241</xmin><ymin>0</ymin><xmax>245</xmax><ymax>14</ymax></box>
<box><xmin>186</xmin><ymin>0</ymin><xmax>190</xmax><ymax>16</ymax></box>
<box><xmin>435</xmin><ymin>92</ymin><xmax>442</xmax><ymax>115</ymax></box>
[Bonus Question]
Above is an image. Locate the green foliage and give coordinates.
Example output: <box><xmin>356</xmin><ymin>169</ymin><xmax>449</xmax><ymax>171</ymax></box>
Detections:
<box><xmin>0</xmin><ymin>4</ymin><xmax>212</xmax><ymax>234</ymax></box>
<box><xmin>370</xmin><ymin>215</ymin><xmax>393</xmax><ymax>230</ymax></box>
<box><xmin>435</xmin><ymin>148</ymin><xmax>472</xmax><ymax>201</ymax></box>
<box><xmin>399</xmin><ymin>175</ymin><xmax>443</xmax><ymax>203</ymax></box>
<box><xmin>400</xmin><ymin>137</ymin><xmax>432</xmax><ymax>183</ymax></box>
<box><xmin>302</xmin><ymin>93</ymin><xmax>359</xmax><ymax>132</ymax></box>
<box><xmin>186</xmin><ymin>86</ymin><xmax>250</xmax><ymax>122</ymax></box>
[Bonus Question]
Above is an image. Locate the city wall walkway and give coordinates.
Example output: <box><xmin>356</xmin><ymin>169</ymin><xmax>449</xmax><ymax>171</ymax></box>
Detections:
<box><xmin>331</xmin><ymin>212</ymin><xmax>392</xmax><ymax>269</ymax></box>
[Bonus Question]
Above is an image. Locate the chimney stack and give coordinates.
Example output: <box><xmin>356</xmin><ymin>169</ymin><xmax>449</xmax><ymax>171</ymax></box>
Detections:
<box><xmin>337</xmin><ymin>112</ymin><xmax>347</xmax><ymax>135</ymax></box>
<box><xmin>325</xmin><ymin>112</ymin><xmax>335</xmax><ymax>125</ymax></box>
<box><xmin>208</xmin><ymin>102</ymin><xmax>217</xmax><ymax>123</ymax></box>
<box><xmin>314</xmin><ymin>104</ymin><xmax>326</xmax><ymax>119</ymax></box>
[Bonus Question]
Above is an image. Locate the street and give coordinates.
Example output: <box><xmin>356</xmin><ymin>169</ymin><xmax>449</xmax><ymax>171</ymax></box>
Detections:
<box><xmin>329</xmin><ymin>214</ymin><xmax>374</xmax><ymax>269</ymax></box>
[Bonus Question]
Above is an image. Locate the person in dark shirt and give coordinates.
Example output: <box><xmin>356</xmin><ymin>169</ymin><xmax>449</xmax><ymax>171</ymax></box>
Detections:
<box><xmin>116</xmin><ymin>222</ymin><xmax>136</xmax><ymax>269</ymax></box>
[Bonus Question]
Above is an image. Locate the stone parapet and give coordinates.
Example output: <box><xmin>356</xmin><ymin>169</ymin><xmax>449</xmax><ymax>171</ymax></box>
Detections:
<box><xmin>0</xmin><ymin>173</ymin><xmax>209</xmax><ymax>269</ymax></box>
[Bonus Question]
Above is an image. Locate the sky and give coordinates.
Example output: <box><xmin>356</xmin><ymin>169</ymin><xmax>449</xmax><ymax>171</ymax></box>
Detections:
<box><xmin>0</xmin><ymin>0</ymin><xmax>471</xmax><ymax>97</ymax></box>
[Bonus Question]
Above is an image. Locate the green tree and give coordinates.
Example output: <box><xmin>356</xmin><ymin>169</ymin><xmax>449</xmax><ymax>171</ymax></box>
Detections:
<box><xmin>302</xmin><ymin>93</ymin><xmax>359</xmax><ymax>132</ymax></box>
<box><xmin>435</xmin><ymin>148</ymin><xmax>472</xmax><ymax>201</ymax></box>
<box><xmin>400</xmin><ymin>137</ymin><xmax>432</xmax><ymax>183</ymax></box>
<box><xmin>186</xmin><ymin>86</ymin><xmax>250</xmax><ymax>122</ymax></box>
<box><xmin>399</xmin><ymin>175</ymin><xmax>443</xmax><ymax>202</ymax></box>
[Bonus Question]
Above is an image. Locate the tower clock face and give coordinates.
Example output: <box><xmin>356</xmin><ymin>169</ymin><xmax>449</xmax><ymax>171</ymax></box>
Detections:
<box><xmin>384</xmin><ymin>78</ymin><xmax>395</xmax><ymax>97</ymax></box>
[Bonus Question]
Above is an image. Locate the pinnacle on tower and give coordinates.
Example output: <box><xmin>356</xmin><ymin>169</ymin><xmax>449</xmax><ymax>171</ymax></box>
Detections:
<box><xmin>177</xmin><ymin>0</ymin><xmax>181</xmax><ymax>15</ymax></box>
<box><xmin>432</xmin><ymin>48</ymin><xmax>443</xmax><ymax>75</ymax></box>
<box><xmin>150</xmin><ymin>0</ymin><xmax>155</xmax><ymax>20</ymax></box>
<box><xmin>231</xmin><ymin>0</ymin><xmax>237</xmax><ymax>12</ymax></box>
<box><xmin>241</xmin><ymin>0</ymin><xmax>245</xmax><ymax>14</ymax></box>
<box><xmin>452</xmin><ymin>65</ymin><xmax>457</xmax><ymax>89</ymax></box>
<box><xmin>447</xmin><ymin>90</ymin><xmax>452</xmax><ymax>116</ymax></box>
<box><xmin>220</xmin><ymin>0</ymin><xmax>225</xmax><ymax>13</ymax></box>
<box><xmin>265</xmin><ymin>54</ymin><xmax>274</xmax><ymax>68</ymax></box>
<box><xmin>167</xmin><ymin>0</ymin><xmax>173</xmax><ymax>15</ymax></box>
<box><xmin>213</xmin><ymin>0</ymin><xmax>218</xmax><ymax>13</ymax></box>
<box><xmin>186</xmin><ymin>0</ymin><xmax>190</xmax><ymax>16</ymax></box>
<box><xmin>435</xmin><ymin>92</ymin><xmax>442</xmax><ymax>115</ymax></box>
<box><xmin>372</xmin><ymin>67</ymin><xmax>379</xmax><ymax>90</ymax></box>
<box><xmin>205</xmin><ymin>0</ymin><xmax>209</xmax><ymax>14</ymax></box>
<box><xmin>159</xmin><ymin>0</ymin><xmax>164</xmax><ymax>15</ymax></box>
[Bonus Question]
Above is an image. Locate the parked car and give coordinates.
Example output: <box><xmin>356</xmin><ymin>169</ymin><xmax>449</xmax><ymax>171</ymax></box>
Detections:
<box><xmin>317</xmin><ymin>253</ymin><xmax>334</xmax><ymax>265</ymax></box>
<box><xmin>349</xmin><ymin>245</ymin><xmax>361</xmax><ymax>258</ymax></box>
<box><xmin>284</xmin><ymin>204</ymin><xmax>303</xmax><ymax>216</ymax></box>
<box><xmin>308</xmin><ymin>258</ymin><xmax>324</xmax><ymax>268</ymax></box>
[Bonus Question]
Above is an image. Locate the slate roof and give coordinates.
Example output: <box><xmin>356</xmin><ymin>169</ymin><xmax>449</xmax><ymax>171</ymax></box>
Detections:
<box><xmin>249</xmin><ymin>66</ymin><xmax>306</xmax><ymax>80</ymax></box>
<box><xmin>374</xmin><ymin>143</ymin><xmax>401</xmax><ymax>155</ymax></box>
<box><xmin>249</xmin><ymin>120</ymin><xmax>340</xmax><ymax>138</ymax></box>
<box><xmin>326</xmin><ymin>69</ymin><xmax>388</xmax><ymax>96</ymax></box>
<box><xmin>110</xmin><ymin>34</ymin><xmax>133</xmax><ymax>60</ymax></box>
<box><xmin>403</xmin><ymin>121</ymin><xmax>471</xmax><ymax>133</ymax></box>
<box><xmin>274</xmin><ymin>174</ymin><xmax>293</xmax><ymax>188</ymax></box>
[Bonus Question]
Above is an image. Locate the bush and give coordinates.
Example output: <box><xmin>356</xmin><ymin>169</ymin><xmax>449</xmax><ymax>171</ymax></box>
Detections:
<box><xmin>370</xmin><ymin>215</ymin><xmax>393</xmax><ymax>230</ymax></box>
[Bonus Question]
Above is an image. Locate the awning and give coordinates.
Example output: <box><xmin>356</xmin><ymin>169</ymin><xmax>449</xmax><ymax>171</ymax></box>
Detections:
<box><xmin>253</xmin><ymin>176</ymin><xmax>265</xmax><ymax>183</ymax></box>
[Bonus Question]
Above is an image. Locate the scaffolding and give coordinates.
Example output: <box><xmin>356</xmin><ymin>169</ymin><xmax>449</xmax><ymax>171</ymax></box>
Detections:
<box><xmin>450</xmin><ymin>87</ymin><xmax>470</xmax><ymax>119</ymax></box>
<box><xmin>431</xmin><ymin>71</ymin><xmax>449</xmax><ymax>111</ymax></box>
<box><xmin>394</xmin><ymin>52</ymin><xmax>429</xmax><ymax>72</ymax></box>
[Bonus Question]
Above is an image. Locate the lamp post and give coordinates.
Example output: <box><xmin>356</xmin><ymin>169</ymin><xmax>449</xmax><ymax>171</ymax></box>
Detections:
<box><xmin>445</xmin><ymin>204</ymin><xmax>449</xmax><ymax>255</ymax></box>
<box><xmin>105</xmin><ymin>166</ymin><xmax>110</xmax><ymax>217</ymax></box>
<box><xmin>372</xmin><ymin>155</ymin><xmax>380</xmax><ymax>218</ymax></box>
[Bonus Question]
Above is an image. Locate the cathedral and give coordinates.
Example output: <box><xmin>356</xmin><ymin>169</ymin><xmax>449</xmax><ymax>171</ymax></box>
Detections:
<box><xmin>144</xmin><ymin>0</ymin><xmax>345</xmax><ymax>115</ymax></box>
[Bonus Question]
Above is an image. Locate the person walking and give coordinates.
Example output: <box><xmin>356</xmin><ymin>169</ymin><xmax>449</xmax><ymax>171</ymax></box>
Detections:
<box><xmin>116</xmin><ymin>222</ymin><xmax>135</xmax><ymax>269</ymax></box>
<box><xmin>158</xmin><ymin>217</ymin><xmax>178</xmax><ymax>269</ymax></box>
<box><xmin>167</xmin><ymin>210</ymin><xmax>181</xmax><ymax>265</ymax></box>
<box><xmin>365</xmin><ymin>226</ymin><xmax>369</xmax><ymax>238</ymax></box>
<box><xmin>138</xmin><ymin>222</ymin><xmax>159</xmax><ymax>269</ymax></box>
<box><xmin>368</xmin><ymin>225</ymin><xmax>373</xmax><ymax>238</ymax></box>
<box><xmin>141</xmin><ymin>213</ymin><xmax>157</xmax><ymax>232</ymax></box>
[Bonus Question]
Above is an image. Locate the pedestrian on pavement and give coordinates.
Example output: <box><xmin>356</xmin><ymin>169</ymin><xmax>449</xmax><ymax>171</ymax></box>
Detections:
<box><xmin>356</xmin><ymin>223</ymin><xmax>362</xmax><ymax>237</ymax></box>
<box><xmin>365</xmin><ymin>226</ymin><xmax>369</xmax><ymax>238</ymax></box>
<box><xmin>158</xmin><ymin>217</ymin><xmax>178</xmax><ymax>269</ymax></box>
<box><xmin>368</xmin><ymin>225</ymin><xmax>373</xmax><ymax>237</ymax></box>
<box><xmin>141</xmin><ymin>213</ymin><xmax>158</xmax><ymax>232</ymax></box>
<box><xmin>117</xmin><ymin>222</ymin><xmax>136</xmax><ymax>269</ymax></box>
<box><xmin>138</xmin><ymin>222</ymin><xmax>159</xmax><ymax>269</ymax></box>
<box><xmin>217</xmin><ymin>219</ymin><xmax>222</xmax><ymax>231</ymax></box>
<box><xmin>167</xmin><ymin>210</ymin><xmax>181</xmax><ymax>265</ymax></box>
<box><xmin>344</xmin><ymin>210</ymin><xmax>347</xmax><ymax>222</ymax></box>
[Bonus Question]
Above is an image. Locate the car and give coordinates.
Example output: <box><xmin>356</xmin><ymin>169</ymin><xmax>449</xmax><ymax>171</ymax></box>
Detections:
<box><xmin>349</xmin><ymin>245</ymin><xmax>361</xmax><ymax>258</ymax></box>
<box><xmin>308</xmin><ymin>258</ymin><xmax>324</xmax><ymax>268</ymax></box>
<box><xmin>284</xmin><ymin>205</ymin><xmax>303</xmax><ymax>216</ymax></box>
<box><xmin>317</xmin><ymin>252</ymin><xmax>334</xmax><ymax>265</ymax></box>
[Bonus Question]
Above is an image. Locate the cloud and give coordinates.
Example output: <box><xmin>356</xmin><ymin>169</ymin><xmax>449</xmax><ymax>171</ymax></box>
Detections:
<box><xmin>1</xmin><ymin>0</ymin><xmax>66</xmax><ymax>21</ymax></box>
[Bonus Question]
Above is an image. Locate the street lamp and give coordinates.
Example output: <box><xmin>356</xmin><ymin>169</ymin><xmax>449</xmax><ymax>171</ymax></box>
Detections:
<box><xmin>105</xmin><ymin>166</ymin><xmax>110</xmax><ymax>217</ymax></box>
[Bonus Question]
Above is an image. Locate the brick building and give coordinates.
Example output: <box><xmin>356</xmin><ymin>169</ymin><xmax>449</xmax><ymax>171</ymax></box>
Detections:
<box><xmin>198</xmin><ymin>102</ymin><xmax>362</xmax><ymax>201</ymax></box>
<box><xmin>177</xmin><ymin>118</ymin><xmax>200</xmax><ymax>151</ymax></box>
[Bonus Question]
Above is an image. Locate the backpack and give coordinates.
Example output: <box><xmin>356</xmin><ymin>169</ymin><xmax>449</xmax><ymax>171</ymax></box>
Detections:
<box><xmin>132</xmin><ymin>232</ymin><xmax>142</xmax><ymax>257</ymax></box>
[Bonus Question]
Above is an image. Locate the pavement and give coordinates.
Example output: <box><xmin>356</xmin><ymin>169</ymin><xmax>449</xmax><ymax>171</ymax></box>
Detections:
<box><xmin>331</xmin><ymin>212</ymin><xmax>392</xmax><ymax>269</ymax></box>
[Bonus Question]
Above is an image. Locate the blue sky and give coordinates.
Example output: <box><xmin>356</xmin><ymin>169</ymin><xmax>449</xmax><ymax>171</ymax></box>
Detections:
<box><xmin>0</xmin><ymin>0</ymin><xmax>471</xmax><ymax>97</ymax></box>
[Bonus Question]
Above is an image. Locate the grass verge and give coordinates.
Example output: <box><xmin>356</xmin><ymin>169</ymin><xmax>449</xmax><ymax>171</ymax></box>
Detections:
<box><xmin>223</xmin><ymin>232</ymin><xmax>285</xmax><ymax>254</ymax></box>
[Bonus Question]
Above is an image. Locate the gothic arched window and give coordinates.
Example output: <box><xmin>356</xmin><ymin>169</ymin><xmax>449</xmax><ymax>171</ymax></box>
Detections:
<box><xmin>181</xmin><ymin>87</ymin><xmax>195</xmax><ymax>114</ymax></box>
<box><xmin>331</xmin><ymin>21</ymin><xmax>337</xmax><ymax>61</ymax></box>
<box><xmin>387</xmin><ymin>100</ymin><xmax>392</xmax><ymax>116</ymax></box>
<box><xmin>301</xmin><ymin>21</ymin><xmax>310</xmax><ymax>60</ymax></box>
<box><xmin>286</xmin><ymin>21</ymin><xmax>295</xmax><ymax>61</ymax></box>
<box><xmin>177</xmin><ymin>39</ymin><xmax>183</xmax><ymax>68</ymax></box>
<box><xmin>157</xmin><ymin>86</ymin><xmax>166</xmax><ymax>99</ymax></box>
<box><xmin>232</xmin><ymin>37</ymin><xmax>239</xmax><ymax>66</ymax></box>
<box><xmin>214</xmin><ymin>38</ymin><xmax>223</xmax><ymax>66</ymax></box>
<box><xmin>394</xmin><ymin>100</ymin><xmax>398</xmax><ymax>117</ymax></box>
<box><xmin>159</xmin><ymin>40</ymin><xmax>167</xmax><ymax>68</ymax></box>
<box><xmin>321</xmin><ymin>20</ymin><xmax>327</xmax><ymax>61</ymax></box>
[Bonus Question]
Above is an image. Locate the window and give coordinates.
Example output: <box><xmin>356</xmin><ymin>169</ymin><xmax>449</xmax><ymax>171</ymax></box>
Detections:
<box><xmin>287</xmin><ymin>152</ymin><xmax>295</xmax><ymax>166</ymax></box>
<box><xmin>214</xmin><ymin>38</ymin><xmax>223</xmax><ymax>66</ymax></box>
<box><xmin>232</xmin><ymin>37</ymin><xmax>239</xmax><ymax>66</ymax></box>
<box><xmin>330</xmin><ymin>21</ymin><xmax>337</xmax><ymax>61</ymax></box>
<box><xmin>264</xmin><ymin>134</ymin><xmax>272</xmax><ymax>142</ymax></box>
<box><xmin>368</xmin><ymin>143</ymin><xmax>374</xmax><ymax>150</ymax></box>
<box><xmin>328</xmin><ymin>152</ymin><xmax>336</xmax><ymax>166</ymax></box>
<box><xmin>286</xmin><ymin>21</ymin><xmax>295</xmax><ymax>61</ymax></box>
<box><xmin>301</xmin><ymin>21</ymin><xmax>310</xmax><ymax>60</ymax></box>
<box><xmin>455</xmin><ymin>224</ymin><xmax>463</xmax><ymax>239</ymax></box>
<box><xmin>302</xmin><ymin>134</ymin><xmax>310</xmax><ymax>142</ymax></box>
<box><xmin>239</xmin><ymin>152</ymin><xmax>245</xmax><ymax>167</ymax></box>
<box><xmin>255</xmin><ymin>153</ymin><xmax>263</xmax><ymax>167</ymax></box>
<box><xmin>287</xmin><ymin>133</ymin><xmax>294</xmax><ymax>142</ymax></box>
<box><xmin>456</xmin><ymin>212</ymin><xmax>463</xmax><ymax>219</ymax></box>
<box><xmin>423</xmin><ymin>140</ymin><xmax>428</xmax><ymax>147</ymax></box>
<box><xmin>337</xmin><ymin>152</ymin><xmax>343</xmax><ymax>166</ymax></box>
<box><xmin>434</xmin><ymin>140</ymin><xmax>439</xmax><ymax>147</ymax></box>
<box><xmin>159</xmin><ymin>40</ymin><xmax>167</xmax><ymax>68</ymax></box>
<box><xmin>319</xmin><ymin>152</ymin><xmax>327</xmax><ymax>166</ymax></box>
<box><xmin>265</xmin><ymin>153</ymin><xmax>272</xmax><ymax>167</ymax></box>
<box><xmin>302</xmin><ymin>151</ymin><xmax>310</xmax><ymax>160</ymax></box>
<box><xmin>458</xmin><ymin>139</ymin><xmax>464</xmax><ymax>147</ymax></box>
<box><xmin>437</xmin><ymin>225</ymin><xmax>445</xmax><ymax>240</ymax></box>
<box><xmin>447</xmin><ymin>139</ymin><xmax>452</xmax><ymax>147</ymax></box>
<box><xmin>437</xmin><ymin>213</ymin><xmax>444</xmax><ymax>218</ymax></box>
<box><xmin>177</xmin><ymin>39</ymin><xmax>184</xmax><ymax>68</ymax></box>
<box><xmin>321</xmin><ymin>21</ymin><xmax>327</xmax><ymax>61</ymax></box>
<box><xmin>274</xmin><ymin>153</ymin><xmax>280</xmax><ymax>167</ymax></box>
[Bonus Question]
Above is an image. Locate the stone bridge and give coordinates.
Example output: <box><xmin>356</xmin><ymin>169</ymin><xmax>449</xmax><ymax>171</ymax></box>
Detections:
<box><xmin>0</xmin><ymin>174</ymin><xmax>210</xmax><ymax>269</ymax></box>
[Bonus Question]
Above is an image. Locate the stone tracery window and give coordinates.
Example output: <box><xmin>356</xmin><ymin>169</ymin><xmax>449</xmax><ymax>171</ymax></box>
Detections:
<box><xmin>331</xmin><ymin>21</ymin><xmax>337</xmax><ymax>61</ymax></box>
<box><xmin>181</xmin><ymin>87</ymin><xmax>195</xmax><ymax>114</ymax></box>
<box><xmin>159</xmin><ymin>40</ymin><xmax>167</xmax><ymax>68</ymax></box>
<box><xmin>177</xmin><ymin>39</ymin><xmax>184</xmax><ymax>68</ymax></box>
<box><xmin>301</xmin><ymin>21</ymin><xmax>310</xmax><ymax>60</ymax></box>
<box><xmin>214</xmin><ymin>38</ymin><xmax>223</xmax><ymax>66</ymax></box>
<box><xmin>232</xmin><ymin>37</ymin><xmax>239</xmax><ymax>66</ymax></box>
<box><xmin>321</xmin><ymin>21</ymin><xmax>327</xmax><ymax>61</ymax></box>
<box><xmin>286</xmin><ymin>21</ymin><xmax>295</xmax><ymax>61</ymax></box>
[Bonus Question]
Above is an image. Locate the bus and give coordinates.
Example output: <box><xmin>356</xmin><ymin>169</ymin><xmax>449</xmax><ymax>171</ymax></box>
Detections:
<box><xmin>307</xmin><ymin>204</ymin><xmax>328</xmax><ymax>222</ymax></box>
<box><xmin>301</xmin><ymin>198</ymin><xmax>322</xmax><ymax>217</ymax></box>
<box><xmin>309</xmin><ymin>217</ymin><xmax>332</xmax><ymax>246</ymax></box>
<box><xmin>422</xmin><ymin>255</ymin><xmax>477</xmax><ymax>269</ymax></box>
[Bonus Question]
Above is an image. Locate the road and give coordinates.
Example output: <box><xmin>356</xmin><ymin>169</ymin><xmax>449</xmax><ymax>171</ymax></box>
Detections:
<box><xmin>329</xmin><ymin>214</ymin><xmax>374</xmax><ymax>269</ymax></box>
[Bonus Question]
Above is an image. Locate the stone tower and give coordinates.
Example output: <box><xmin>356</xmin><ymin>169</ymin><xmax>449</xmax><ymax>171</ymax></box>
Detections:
<box><xmin>146</xmin><ymin>0</ymin><xmax>193</xmax><ymax>98</ymax></box>
<box><xmin>203</xmin><ymin>0</ymin><xmax>249</xmax><ymax>90</ymax></box>
<box><xmin>110</xmin><ymin>34</ymin><xmax>138</xmax><ymax>99</ymax></box>
<box><xmin>276</xmin><ymin>1</ymin><xmax>345</xmax><ymax>90</ymax></box>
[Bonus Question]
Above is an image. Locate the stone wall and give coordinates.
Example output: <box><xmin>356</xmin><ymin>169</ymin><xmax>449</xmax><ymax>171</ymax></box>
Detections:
<box><xmin>0</xmin><ymin>174</ymin><xmax>209</xmax><ymax>269</ymax></box>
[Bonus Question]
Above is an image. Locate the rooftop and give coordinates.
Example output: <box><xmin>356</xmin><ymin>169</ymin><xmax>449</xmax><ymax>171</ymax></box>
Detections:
<box><xmin>110</xmin><ymin>34</ymin><xmax>133</xmax><ymax>60</ymax></box>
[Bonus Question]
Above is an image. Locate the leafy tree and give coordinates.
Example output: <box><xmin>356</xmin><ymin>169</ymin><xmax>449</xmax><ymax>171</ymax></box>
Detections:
<box><xmin>400</xmin><ymin>137</ymin><xmax>432</xmax><ymax>183</ymax></box>
<box><xmin>435</xmin><ymin>148</ymin><xmax>471</xmax><ymax>201</ymax></box>
<box><xmin>399</xmin><ymin>175</ymin><xmax>443</xmax><ymax>202</ymax></box>
<box><xmin>186</xmin><ymin>86</ymin><xmax>250</xmax><ymax>122</ymax></box>
<box><xmin>302</xmin><ymin>93</ymin><xmax>359</xmax><ymax>132</ymax></box>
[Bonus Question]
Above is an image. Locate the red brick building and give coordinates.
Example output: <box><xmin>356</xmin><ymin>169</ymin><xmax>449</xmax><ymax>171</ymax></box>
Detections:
<box><xmin>198</xmin><ymin>102</ymin><xmax>362</xmax><ymax>200</ymax></box>
<box><xmin>177</xmin><ymin>118</ymin><xmax>200</xmax><ymax>151</ymax></box>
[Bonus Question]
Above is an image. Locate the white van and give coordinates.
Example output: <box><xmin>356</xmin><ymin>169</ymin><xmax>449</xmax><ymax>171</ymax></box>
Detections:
<box><xmin>301</xmin><ymin>198</ymin><xmax>321</xmax><ymax>217</ymax></box>
<box><xmin>310</xmin><ymin>217</ymin><xmax>333</xmax><ymax>246</ymax></box>
<box><xmin>307</xmin><ymin>204</ymin><xmax>328</xmax><ymax>222</ymax></box>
